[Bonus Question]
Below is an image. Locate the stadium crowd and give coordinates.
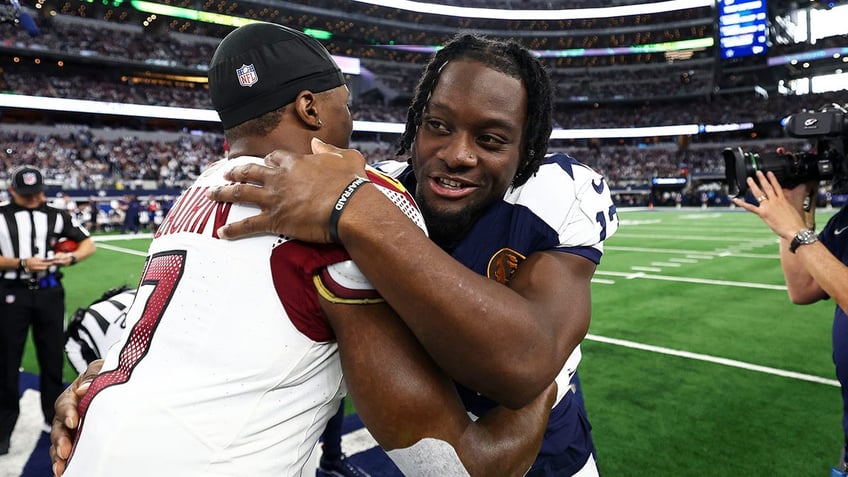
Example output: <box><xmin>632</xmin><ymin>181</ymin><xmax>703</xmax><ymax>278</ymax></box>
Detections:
<box><xmin>0</xmin><ymin>125</ymin><xmax>804</xmax><ymax>203</ymax></box>
<box><xmin>0</xmin><ymin>0</ymin><xmax>845</xmax><ymax>211</ymax></box>
<box><xmin>3</xmin><ymin>10</ymin><xmax>845</xmax><ymax>126</ymax></box>
<box><xmin>0</xmin><ymin>128</ymin><xmax>221</xmax><ymax>192</ymax></box>
<box><xmin>0</xmin><ymin>1</ymin><xmax>846</xmax><ymax>475</ymax></box>
<box><xmin>4</xmin><ymin>57</ymin><xmax>846</xmax><ymax>128</ymax></box>
<box><xmin>2</xmin><ymin>2</ymin><xmax>713</xmax><ymax>62</ymax></box>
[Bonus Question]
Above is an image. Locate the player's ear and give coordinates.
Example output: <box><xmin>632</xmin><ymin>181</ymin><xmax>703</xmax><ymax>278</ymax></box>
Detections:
<box><xmin>293</xmin><ymin>90</ymin><xmax>321</xmax><ymax>129</ymax></box>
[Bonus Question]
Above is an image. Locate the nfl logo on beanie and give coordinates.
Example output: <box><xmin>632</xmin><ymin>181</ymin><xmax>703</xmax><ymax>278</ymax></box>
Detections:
<box><xmin>236</xmin><ymin>64</ymin><xmax>258</xmax><ymax>87</ymax></box>
<box><xmin>208</xmin><ymin>22</ymin><xmax>346</xmax><ymax>129</ymax></box>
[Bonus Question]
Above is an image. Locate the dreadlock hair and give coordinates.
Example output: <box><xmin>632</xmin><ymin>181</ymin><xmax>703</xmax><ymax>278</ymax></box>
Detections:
<box><xmin>397</xmin><ymin>33</ymin><xmax>554</xmax><ymax>187</ymax></box>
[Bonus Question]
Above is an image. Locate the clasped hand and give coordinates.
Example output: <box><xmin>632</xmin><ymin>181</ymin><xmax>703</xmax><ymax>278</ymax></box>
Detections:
<box><xmin>50</xmin><ymin>359</ymin><xmax>103</xmax><ymax>476</ymax></box>
<box><xmin>206</xmin><ymin>138</ymin><xmax>368</xmax><ymax>243</ymax></box>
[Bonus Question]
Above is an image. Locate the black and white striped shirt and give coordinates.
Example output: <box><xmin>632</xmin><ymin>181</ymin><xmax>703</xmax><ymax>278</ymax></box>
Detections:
<box><xmin>0</xmin><ymin>200</ymin><xmax>90</xmax><ymax>280</ymax></box>
<box><xmin>65</xmin><ymin>287</ymin><xmax>137</xmax><ymax>374</ymax></box>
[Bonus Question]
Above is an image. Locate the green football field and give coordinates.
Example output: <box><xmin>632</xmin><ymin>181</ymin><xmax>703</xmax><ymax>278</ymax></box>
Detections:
<box><xmin>20</xmin><ymin>207</ymin><xmax>844</xmax><ymax>475</ymax></box>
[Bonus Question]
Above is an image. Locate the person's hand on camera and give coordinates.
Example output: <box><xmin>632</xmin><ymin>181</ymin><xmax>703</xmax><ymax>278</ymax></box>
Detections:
<box><xmin>731</xmin><ymin>171</ymin><xmax>809</xmax><ymax>239</ymax></box>
<box><xmin>50</xmin><ymin>359</ymin><xmax>102</xmax><ymax>477</ymax></box>
<box><xmin>206</xmin><ymin>138</ymin><xmax>368</xmax><ymax>243</ymax></box>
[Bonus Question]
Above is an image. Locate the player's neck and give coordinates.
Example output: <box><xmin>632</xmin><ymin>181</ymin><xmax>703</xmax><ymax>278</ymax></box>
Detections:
<box><xmin>227</xmin><ymin>133</ymin><xmax>310</xmax><ymax>161</ymax></box>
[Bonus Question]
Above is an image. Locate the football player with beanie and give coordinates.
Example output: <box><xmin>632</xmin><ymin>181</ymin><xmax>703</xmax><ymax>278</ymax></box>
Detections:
<box><xmin>64</xmin><ymin>285</ymin><xmax>363</xmax><ymax>477</ymax></box>
<box><xmin>203</xmin><ymin>32</ymin><xmax>617</xmax><ymax>476</ymax></box>
<box><xmin>52</xmin><ymin>22</ymin><xmax>555</xmax><ymax>477</ymax></box>
<box><xmin>0</xmin><ymin>165</ymin><xmax>95</xmax><ymax>456</ymax></box>
<box><xmin>63</xmin><ymin>284</ymin><xmax>367</xmax><ymax>477</ymax></box>
<box><xmin>63</xmin><ymin>283</ymin><xmax>362</xmax><ymax>476</ymax></box>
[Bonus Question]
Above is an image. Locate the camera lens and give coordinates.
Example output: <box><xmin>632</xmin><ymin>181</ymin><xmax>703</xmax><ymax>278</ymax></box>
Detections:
<box><xmin>724</xmin><ymin>146</ymin><xmax>831</xmax><ymax>197</ymax></box>
<box><xmin>723</xmin><ymin>147</ymin><xmax>754</xmax><ymax>197</ymax></box>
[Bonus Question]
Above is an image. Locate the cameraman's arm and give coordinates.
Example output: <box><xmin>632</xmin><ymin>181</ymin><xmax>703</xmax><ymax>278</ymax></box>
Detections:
<box><xmin>778</xmin><ymin>181</ymin><xmax>828</xmax><ymax>304</ymax></box>
<box><xmin>784</xmin><ymin>240</ymin><xmax>848</xmax><ymax>309</ymax></box>
<box><xmin>732</xmin><ymin>171</ymin><xmax>829</xmax><ymax>304</ymax></box>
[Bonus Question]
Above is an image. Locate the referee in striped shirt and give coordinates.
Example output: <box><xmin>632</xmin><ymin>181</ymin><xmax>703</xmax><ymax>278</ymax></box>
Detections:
<box><xmin>0</xmin><ymin>165</ymin><xmax>95</xmax><ymax>456</ymax></box>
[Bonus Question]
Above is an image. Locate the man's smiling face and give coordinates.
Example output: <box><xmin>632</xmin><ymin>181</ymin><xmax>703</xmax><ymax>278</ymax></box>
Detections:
<box><xmin>411</xmin><ymin>59</ymin><xmax>527</xmax><ymax>245</ymax></box>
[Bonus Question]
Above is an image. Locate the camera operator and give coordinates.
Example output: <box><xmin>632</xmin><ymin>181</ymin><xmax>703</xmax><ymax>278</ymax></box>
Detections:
<box><xmin>733</xmin><ymin>170</ymin><xmax>848</xmax><ymax>475</ymax></box>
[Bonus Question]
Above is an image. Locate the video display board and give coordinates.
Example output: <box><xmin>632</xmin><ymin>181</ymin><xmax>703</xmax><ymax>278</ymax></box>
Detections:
<box><xmin>718</xmin><ymin>0</ymin><xmax>768</xmax><ymax>59</ymax></box>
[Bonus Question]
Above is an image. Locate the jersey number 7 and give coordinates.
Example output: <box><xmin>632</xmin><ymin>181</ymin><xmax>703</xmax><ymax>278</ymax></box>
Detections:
<box><xmin>78</xmin><ymin>251</ymin><xmax>187</xmax><ymax>417</ymax></box>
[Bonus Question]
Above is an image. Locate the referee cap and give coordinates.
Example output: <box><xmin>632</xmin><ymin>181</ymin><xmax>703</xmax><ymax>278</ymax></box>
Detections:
<box><xmin>208</xmin><ymin>22</ymin><xmax>345</xmax><ymax>129</ymax></box>
<box><xmin>10</xmin><ymin>165</ymin><xmax>45</xmax><ymax>195</ymax></box>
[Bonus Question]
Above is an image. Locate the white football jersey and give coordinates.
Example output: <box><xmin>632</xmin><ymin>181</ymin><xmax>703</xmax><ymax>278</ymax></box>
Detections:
<box><xmin>64</xmin><ymin>156</ymin><xmax>421</xmax><ymax>477</ymax></box>
<box><xmin>376</xmin><ymin>153</ymin><xmax>618</xmax><ymax>408</ymax></box>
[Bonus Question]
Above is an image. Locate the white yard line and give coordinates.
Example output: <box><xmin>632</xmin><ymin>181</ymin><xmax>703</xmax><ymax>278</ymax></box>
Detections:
<box><xmin>612</xmin><ymin>233</ymin><xmax>767</xmax><ymax>242</ymax></box>
<box><xmin>585</xmin><ymin>334</ymin><xmax>839</xmax><ymax>387</ymax></box>
<box><xmin>607</xmin><ymin>245</ymin><xmax>778</xmax><ymax>259</ymax></box>
<box><xmin>592</xmin><ymin>232</ymin><xmax>833</xmax><ymax>384</ymax></box>
<box><xmin>650</xmin><ymin>261</ymin><xmax>681</xmax><ymax>267</ymax></box>
<box><xmin>90</xmin><ymin>242</ymin><xmax>149</xmax><ymax>257</ymax></box>
<box><xmin>596</xmin><ymin>271</ymin><xmax>788</xmax><ymax>291</ymax></box>
<box><xmin>92</xmin><ymin>233</ymin><xmax>154</xmax><ymax>241</ymax></box>
<box><xmin>685</xmin><ymin>254</ymin><xmax>714</xmax><ymax>260</ymax></box>
<box><xmin>89</xmin><ymin>235</ymin><xmax>152</xmax><ymax>257</ymax></box>
<box><xmin>630</xmin><ymin>266</ymin><xmax>661</xmax><ymax>272</ymax></box>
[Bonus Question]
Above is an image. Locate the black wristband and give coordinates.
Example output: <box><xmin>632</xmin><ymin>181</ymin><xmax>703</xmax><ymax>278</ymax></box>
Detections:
<box><xmin>328</xmin><ymin>177</ymin><xmax>370</xmax><ymax>244</ymax></box>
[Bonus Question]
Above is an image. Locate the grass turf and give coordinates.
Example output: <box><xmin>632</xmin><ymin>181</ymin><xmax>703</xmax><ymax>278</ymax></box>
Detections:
<box><xmin>18</xmin><ymin>207</ymin><xmax>846</xmax><ymax>475</ymax></box>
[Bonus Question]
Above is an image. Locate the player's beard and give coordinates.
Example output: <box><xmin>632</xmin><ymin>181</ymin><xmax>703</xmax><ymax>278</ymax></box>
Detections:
<box><xmin>414</xmin><ymin>191</ymin><xmax>485</xmax><ymax>253</ymax></box>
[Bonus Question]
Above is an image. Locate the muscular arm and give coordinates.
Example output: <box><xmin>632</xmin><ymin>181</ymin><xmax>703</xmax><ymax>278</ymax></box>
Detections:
<box><xmin>321</xmin><ymin>298</ymin><xmax>555</xmax><ymax>476</ymax></box>
<box><xmin>339</xmin><ymin>186</ymin><xmax>592</xmax><ymax>407</ymax></box>
<box><xmin>210</xmin><ymin>145</ymin><xmax>594</xmax><ymax>407</ymax></box>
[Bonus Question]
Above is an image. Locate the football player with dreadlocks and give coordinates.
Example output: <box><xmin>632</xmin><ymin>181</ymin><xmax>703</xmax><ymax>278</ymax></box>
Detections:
<box><xmin>209</xmin><ymin>33</ymin><xmax>618</xmax><ymax>476</ymax></box>
<box><xmin>51</xmin><ymin>24</ymin><xmax>557</xmax><ymax>477</ymax></box>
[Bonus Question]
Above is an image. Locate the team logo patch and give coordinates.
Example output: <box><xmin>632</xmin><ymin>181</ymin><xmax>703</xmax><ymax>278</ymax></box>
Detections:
<box><xmin>487</xmin><ymin>248</ymin><xmax>525</xmax><ymax>285</ymax></box>
<box><xmin>236</xmin><ymin>64</ymin><xmax>258</xmax><ymax>87</ymax></box>
<box><xmin>22</xmin><ymin>172</ymin><xmax>38</xmax><ymax>186</ymax></box>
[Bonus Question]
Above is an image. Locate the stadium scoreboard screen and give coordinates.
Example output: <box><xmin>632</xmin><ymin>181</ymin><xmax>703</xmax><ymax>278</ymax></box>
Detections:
<box><xmin>717</xmin><ymin>0</ymin><xmax>768</xmax><ymax>59</ymax></box>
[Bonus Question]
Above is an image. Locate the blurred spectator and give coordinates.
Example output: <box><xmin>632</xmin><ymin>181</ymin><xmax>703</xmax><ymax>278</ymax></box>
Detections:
<box><xmin>119</xmin><ymin>194</ymin><xmax>140</xmax><ymax>234</ymax></box>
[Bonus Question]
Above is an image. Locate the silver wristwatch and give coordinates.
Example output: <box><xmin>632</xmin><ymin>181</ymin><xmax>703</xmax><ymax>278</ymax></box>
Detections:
<box><xmin>789</xmin><ymin>228</ymin><xmax>818</xmax><ymax>253</ymax></box>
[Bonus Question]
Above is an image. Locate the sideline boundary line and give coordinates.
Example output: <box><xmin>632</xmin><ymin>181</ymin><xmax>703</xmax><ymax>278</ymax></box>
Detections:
<box><xmin>585</xmin><ymin>334</ymin><xmax>839</xmax><ymax>387</ymax></box>
<box><xmin>92</xmin><ymin>242</ymin><xmax>149</xmax><ymax>257</ymax></box>
<box><xmin>90</xmin><ymin>234</ymin><xmax>153</xmax><ymax>257</ymax></box>
<box><xmin>595</xmin><ymin>270</ymin><xmax>786</xmax><ymax>290</ymax></box>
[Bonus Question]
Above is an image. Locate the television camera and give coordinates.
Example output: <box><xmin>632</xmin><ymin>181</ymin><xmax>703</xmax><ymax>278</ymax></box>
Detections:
<box><xmin>723</xmin><ymin>103</ymin><xmax>848</xmax><ymax>197</ymax></box>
